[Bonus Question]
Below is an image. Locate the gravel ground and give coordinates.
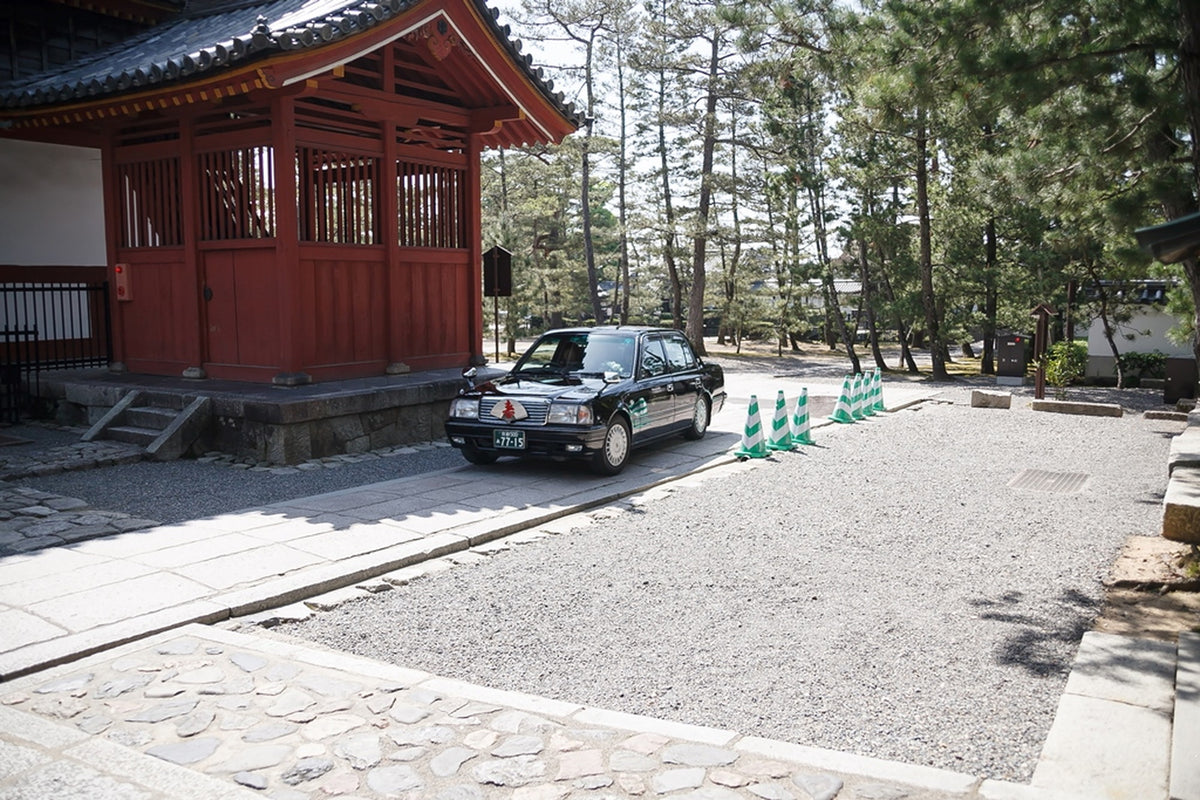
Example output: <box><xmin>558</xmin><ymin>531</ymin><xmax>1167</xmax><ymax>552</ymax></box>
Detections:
<box><xmin>283</xmin><ymin>381</ymin><xmax>1183</xmax><ymax>784</ymax></box>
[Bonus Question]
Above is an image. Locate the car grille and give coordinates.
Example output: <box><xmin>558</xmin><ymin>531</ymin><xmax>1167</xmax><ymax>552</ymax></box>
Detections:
<box><xmin>479</xmin><ymin>397</ymin><xmax>551</xmax><ymax>425</ymax></box>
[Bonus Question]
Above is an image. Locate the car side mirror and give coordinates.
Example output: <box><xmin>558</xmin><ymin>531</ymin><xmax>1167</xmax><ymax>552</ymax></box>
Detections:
<box><xmin>603</xmin><ymin>371</ymin><xmax>622</xmax><ymax>384</ymax></box>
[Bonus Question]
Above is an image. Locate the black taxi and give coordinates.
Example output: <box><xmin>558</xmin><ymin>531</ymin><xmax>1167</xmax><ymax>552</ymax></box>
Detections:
<box><xmin>445</xmin><ymin>326</ymin><xmax>725</xmax><ymax>475</ymax></box>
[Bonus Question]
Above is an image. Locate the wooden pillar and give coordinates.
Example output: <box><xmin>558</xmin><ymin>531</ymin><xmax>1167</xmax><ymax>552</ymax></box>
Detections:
<box><xmin>178</xmin><ymin>113</ymin><xmax>205</xmax><ymax>378</ymax></box>
<box><xmin>467</xmin><ymin>133</ymin><xmax>484</xmax><ymax>366</ymax></box>
<box><xmin>271</xmin><ymin>95</ymin><xmax>309</xmax><ymax>385</ymax></box>
<box><xmin>99</xmin><ymin>134</ymin><xmax>126</xmax><ymax>372</ymax></box>
<box><xmin>381</xmin><ymin>118</ymin><xmax>407</xmax><ymax>375</ymax></box>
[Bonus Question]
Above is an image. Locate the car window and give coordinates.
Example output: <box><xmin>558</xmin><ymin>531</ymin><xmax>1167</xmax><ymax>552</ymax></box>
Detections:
<box><xmin>640</xmin><ymin>336</ymin><xmax>668</xmax><ymax>378</ymax></box>
<box><xmin>663</xmin><ymin>333</ymin><xmax>697</xmax><ymax>372</ymax></box>
<box><xmin>514</xmin><ymin>332</ymin><xmax>636</xmax><ymax>377</ymax></box>
<box><xmin>517</xmin><ymin>336</ymin><xmax>565</xmax><ymax>370</ymax></box>
<box><xmin>580</xmin><ymin>335</ymin><xmax>635</xmax><ymax>378</ymax></box>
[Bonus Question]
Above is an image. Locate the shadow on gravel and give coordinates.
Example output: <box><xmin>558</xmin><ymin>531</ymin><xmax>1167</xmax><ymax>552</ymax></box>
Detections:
<box><xmin>972</xmin><ymin>588</ymin><xmax>1099</xmax><ymax>676</ymax></box>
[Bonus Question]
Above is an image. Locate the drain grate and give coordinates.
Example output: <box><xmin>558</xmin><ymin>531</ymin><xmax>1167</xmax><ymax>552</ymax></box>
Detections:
<box><xmin>1008</xmin><ymin>469</ymin><xmax>1090</xmax><ymax>494</ymax></box>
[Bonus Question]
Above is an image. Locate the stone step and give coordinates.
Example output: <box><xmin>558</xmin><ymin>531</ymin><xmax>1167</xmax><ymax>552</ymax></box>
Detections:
<box><xmin>1173</xmin><ymin>632</ymin><xmax>1200</xmax><ymax>800</ymax></box>
<box><xmin>124</xmin><ymin>406</ymin><xmax>177</xmax><ymax>431</ymax></box>
<box><xmin>104</xmin><ymin>424</ymin><xmax>160</xmax><ymax>447</ymax></box>
<box><xmin>1032</xmin><ymin>631</ymin><xmax>1175</xmax><ymax>800</ymax></box>
<box><xmin>1169</xmin><ymin>428</ymin><xmax>1200</xmax><ymax>475</ymax></box>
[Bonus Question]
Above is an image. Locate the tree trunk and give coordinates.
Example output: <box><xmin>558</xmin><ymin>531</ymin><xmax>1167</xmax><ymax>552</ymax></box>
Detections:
<box><xmin>581</xmin><ymin>124</ymin><xmax>602</xmax><ymax>322</ymax></box>
<box><xmin>858</xmin><ymin>238</ymin><xmax>886</xmax><ymax>370</ymax></box>
<box><xmin>981</xmin><ymin>215</ymin><xmax>998</xmax><ymax>374</ymax></box>
<box><xmin>915</xmin><ymin>109</ymin><xmax>948</xmax><ymax>379</ymax></box>
<box><xmin>656</xmin><ymin>45</ymin><xmax>683</xmax><ymax>330</ymax></box>
<box><xmin>616</xmin><ymin>42</ymin><xmax>631</xmax><ymax>325</ymax></box>
<box><xmin>686</xmin><ymin>31</ymin><xmax>720</xmax><ymax>356</ymax></box>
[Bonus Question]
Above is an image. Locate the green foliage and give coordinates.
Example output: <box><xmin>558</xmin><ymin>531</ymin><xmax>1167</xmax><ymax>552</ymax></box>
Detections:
<box><xmin>477</xmin><ymin>0</ymin><xmax>1200</xmax><ymax>376</ymax></box>
<box><xmin>1116</xmin><ymin>350</ymin><xmax>1166</xmax><ymax>380</ymax></box>
<box><xmin>1044</xmin><ymin>341</ymin><xmax>1088</xmax><ymax>398</ymax></box>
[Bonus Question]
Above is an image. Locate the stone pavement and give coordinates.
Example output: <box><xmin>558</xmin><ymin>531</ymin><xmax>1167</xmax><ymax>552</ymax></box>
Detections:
<box><xmin>0</xmin><ymin>485</ymin><xmax>160</xmax><ymax>557</ymax></box>
<box><xmin>0</xmin><ymin>375</ymin><xmax>1152</xmax><ymax>800</ymax></box>
<box><xmin>0</xmin><ymin>623</ymin><xmax>1024</xmax><ymax>800</ymax></box>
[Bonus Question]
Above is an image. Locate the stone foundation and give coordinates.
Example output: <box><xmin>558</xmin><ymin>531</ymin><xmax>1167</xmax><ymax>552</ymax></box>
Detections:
<box><xmin>34</xmin><ymin>367</ymin><xmax>473</xmax><ymax>465</ymax></box>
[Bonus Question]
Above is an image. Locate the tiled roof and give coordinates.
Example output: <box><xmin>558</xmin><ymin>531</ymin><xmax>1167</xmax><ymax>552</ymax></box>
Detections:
<box><xmin>0</xmin><ymin>0</ymin><xmax>579</xmax><ymax>125</ymax></box>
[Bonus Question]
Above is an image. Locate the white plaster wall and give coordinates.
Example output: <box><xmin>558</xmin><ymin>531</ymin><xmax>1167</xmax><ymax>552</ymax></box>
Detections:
<box><xmin>0</xmin><ymin>139</ymin><xmax>105</xmax><ymax>266</ymax></box>
<box><xmin>1085</xmin><ymin>305</ymin><xmax>1195</xmax><ymax>378</ymax></box>
<box><xmin>1086</xmin><ymin>306</ymin><xmax>1193</xmax><ymax>358</ymax></box>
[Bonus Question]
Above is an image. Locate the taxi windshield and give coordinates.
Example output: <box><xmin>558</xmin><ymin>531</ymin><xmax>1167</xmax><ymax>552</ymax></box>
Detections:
<box><xmin>513</xmin><ymin>332</ymin><xmax>636</xmax><ymax>379</ymax></box>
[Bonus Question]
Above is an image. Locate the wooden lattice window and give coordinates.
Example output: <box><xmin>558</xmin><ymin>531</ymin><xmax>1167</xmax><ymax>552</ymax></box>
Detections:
<box><xmin>297</xmin><ymin>147</ymin><xmax>380</xmax><ymax>245</ymax></box>
<box><xmin>116</xmin><ymin>157</ymin><xmax>182</xmax><ymax>248</ymax></box>
<box><xmin>198</xmin><ymin>146</ymin><xmax>276</xmax><ymax>240</ymax></box>
<box><xmin>397</xmin><ymin>160</ymin><xmax>465</xmax><ymax>248</ymax></box>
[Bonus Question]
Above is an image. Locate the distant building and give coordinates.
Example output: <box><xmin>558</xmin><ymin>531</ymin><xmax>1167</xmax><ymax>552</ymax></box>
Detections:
<box><xmin>1083</xmin><ymin>280</ymin><xmax>1193</xmax><ymax>387</ymax></box>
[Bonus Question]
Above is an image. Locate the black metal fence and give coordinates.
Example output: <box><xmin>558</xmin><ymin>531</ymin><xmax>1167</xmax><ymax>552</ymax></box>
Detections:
<box><xmin>1</xmin><ymin>280</ymin><xmax>112</xmax><ymax>422</ymax></box>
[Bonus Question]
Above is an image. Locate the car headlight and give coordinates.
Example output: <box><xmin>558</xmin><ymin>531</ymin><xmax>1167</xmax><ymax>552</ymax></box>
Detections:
<box><xmin>450</xmin><ymin>397</ymin><xmax>480</xmax><ymax>419</ymax></box>
<box><xmin>547</xmin><ymin>402</ymin><xmax>593</xmax><ymax>425</ymax></box>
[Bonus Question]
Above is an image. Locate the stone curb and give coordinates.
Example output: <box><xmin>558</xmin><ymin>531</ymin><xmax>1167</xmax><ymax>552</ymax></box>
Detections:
<box><xmin>1029</xmin><ymin>399</ymin><xmax>1123</xmax><ymax>417</ymax></box>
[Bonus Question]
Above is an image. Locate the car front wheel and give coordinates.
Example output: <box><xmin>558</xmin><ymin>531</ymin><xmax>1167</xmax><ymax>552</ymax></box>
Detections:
<box><xmin>461</xmin><ymin>441</ymin><xmax>498</xmax><ymax>465</ymax></box>
<box><xmin>683</xmin><ymin>395</ymin><xmax>709</xmax><ymax>440</ymax></box>
<box><xmin>591</xmin><ymin>416</ymin><xmax>631</xmax><ymax>475</ymax></box>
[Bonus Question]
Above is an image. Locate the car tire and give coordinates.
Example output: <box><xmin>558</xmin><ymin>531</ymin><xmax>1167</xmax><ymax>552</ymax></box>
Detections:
<box><xmin>591</xmin><ymin>416</ymin><xmax>631</xmax><ymax>475</ymax></box>
<box><xmin>461</xmin><ymin>442</ymin><xmax>498</xmax><ymax>465</ymax></box>
<box><xmin>682</xmin><ymin>395</ymin><xmax>710</xmax><ymax>440</ymax></box>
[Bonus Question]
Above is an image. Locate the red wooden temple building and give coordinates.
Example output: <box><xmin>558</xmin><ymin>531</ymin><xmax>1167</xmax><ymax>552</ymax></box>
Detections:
<box><xmin>0</xmin><ymin>0</ymin><xmax>579</xmax><ymax>386</ymax></box>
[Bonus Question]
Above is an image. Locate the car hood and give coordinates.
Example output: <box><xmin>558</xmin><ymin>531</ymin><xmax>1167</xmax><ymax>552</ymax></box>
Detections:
<box><xmin>475</xmin><ymin>375</ymin><xmax>608</xmax><ymax>403</ymax></box>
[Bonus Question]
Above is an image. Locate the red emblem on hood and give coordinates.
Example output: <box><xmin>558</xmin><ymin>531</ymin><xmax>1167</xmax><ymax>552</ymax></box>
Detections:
<box><xmin>490</xmin><ymin>398</ymin><xmax>529</xmax><ymax>421</ymax></box>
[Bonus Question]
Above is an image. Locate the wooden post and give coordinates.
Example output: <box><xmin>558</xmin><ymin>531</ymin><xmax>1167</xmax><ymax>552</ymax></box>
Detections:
<box><xmin>271</xmin><ymin>95</ymin><xmax>308</xmax><ymax>385</ymax></box>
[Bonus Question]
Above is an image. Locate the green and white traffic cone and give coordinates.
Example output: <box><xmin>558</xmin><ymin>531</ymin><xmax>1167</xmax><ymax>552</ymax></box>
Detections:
<box><xmin>862</xmin><ymin>370</ymin><xmax>877</xmax><ymax>417</ymax></box>
<box><xmin>767</xmin><ymin>390</ymin><xmax>794</xmax><ymax>451</ymax></box>
<box><xmin>734</xmin><ymin>394</ymin><xmax>770</xmax><ymax>458</ymax></box>
<box><xmin>790</xmin><ymin>388</ymin><xmax>814</xmax><ymax>445</ymax></box>
<box><xmin>851</xmin><ymin>373</ymin><xmax>866</xmax><ymax>420</ymax></box>
<box><xmin>873</xmin><ymin>368</ymin><xmax>886</xmax><ymax>412</ymax></box>
<box><xmin>830</xmin><ymin>376</ymin><xmax>856</xmax><ymax>424</ymax></box>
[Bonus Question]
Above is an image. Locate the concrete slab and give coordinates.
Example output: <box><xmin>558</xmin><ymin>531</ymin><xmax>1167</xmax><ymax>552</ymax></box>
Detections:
<box><xmin>736</xmin><ymin>736</ymin><xmax>981</xmax><ymax>794</ymax></box>
<box><xmin>1169</xmin><ymin>429</ymin><xmax>1200</xmax><ymax>475</ymax></box>
<box><xmin>1033</xmin><ymin>632</ymin><xmax>1175</xmax><ymax>800</ymax></box>
<box><xmin>1173</xmin><ymin>632</ymin><xmax>1200</xmax><ymax>800</ymax></box>
<box><xmin>1032</xmin><ymin>692</ymin><xmax>1170</xmax><ymax>800</ymax></box>
<box><xmin>169</xmin><ymin>544</ymin><xmax>327</xmax><ymax>591</ymax></box>
<box><xmin>0</xmin><ymin>607</ymin><xmax>69</xmax><ymax>652</ymax></box>
<box><xmin>0</xmin><ymin>558</ymin><xmax>157</xmax><ymax>607</ymax></box>
<box><xmin>971</xmin><ymin>389</ymin><xmax>1012</xmax><ymax>409</ymax></box>
<box><xmin>129</xmin><ymin>532</ymin><xmax>267</xmax><ymax>569</ymax></box>
<box><xmin>1063</xmin><ymin>632</ymin><xmax>1177</xmax><ymax>712</ymax></box>
<box><xmin>1030</xmin><ymin>399</ymin><xmax>1123</xmax><ymax>417</ymax></box>
<box><xmin>285</xmin><ymin>523</ymin><xmax>423</xmax><ymax>561</ymax></box>
<box><xmin>27</xmin><ymin>571</ymin><xmax>215</xmax><ymax>633</ymax></box>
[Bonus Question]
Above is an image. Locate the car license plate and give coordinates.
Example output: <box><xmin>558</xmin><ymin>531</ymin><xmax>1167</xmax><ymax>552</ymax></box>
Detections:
<box><xmin>494</xmin><ymin>429</ymin><xmax>526</xmax><ymax>450</ymax></box>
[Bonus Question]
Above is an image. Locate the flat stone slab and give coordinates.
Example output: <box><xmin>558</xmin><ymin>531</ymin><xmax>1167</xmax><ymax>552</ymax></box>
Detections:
<box><xmin>1033</xmin><ymin>632</ymin><xmax>1174</xmax><ymax>799</ymax></box>
<box><xmin>1163</xmin><ymin>467</ymin><xmax>1200</xmax><ymax>544</ymax></box>
<box><xmin>970</xmin><ymin>390</ymin><xmax>1011</xmax><ymax>409</ymax></box>
<box><xmin>1174</xmin><ymin>632</ymin><xmax>1200</xmax><ymax>800</ymax></box>
<box><xmin>1062</xmin><ymin>632</ymin><xmax>1177</xmax><ymax>712</ymax></box>
<box><xmin>1146</xmin><ymin>410</ymin><xmax>1189</xmax><ymax>422</ymax></box>
<box><xmin>1030</xmin><ymin>399</ymin><xmax>1122</xmax><ymax>417</ymax></box>
<box><xmin>1169</xmin><ymin>428</ymin><xmax>1200</xmax><ymax>475</ymax></box>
